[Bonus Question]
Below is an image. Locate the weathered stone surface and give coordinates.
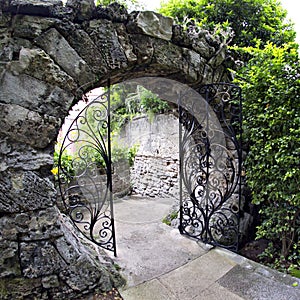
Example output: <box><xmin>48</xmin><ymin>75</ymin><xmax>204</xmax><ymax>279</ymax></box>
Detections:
<box><xmin>119</xmin><ymin>114</ymin><xmax>180</xmax><ymax>199</ymax></box>
<box><xmin>0</xmin><ymin>241</ymin><xmax>21</xmax><ymax>277</ymax></box>
<box><xmin>56</xmin><ymin>215</ymin><xmax>125</xmax><ymax>291</ymax></box>
<box><xmin>0</xmin><ymin>71</ymin><xmax>73</xmax><ymax>117</ymax></box>
<box><xmin>42</xmin><ymin>275</ymin><xmax>60</xmax><ymax>289</ymax></box>
<box><xmin>0</xmin><ymin>2</ymin><xmax>235</xmax><ymax>298</ymax></box>
<box><xmin>115</xmin><ymin>23</ymin><xmax>137</xmax><ymax>64</ymax></box>
<box><xmin>0</xmin><ymin>170</ymin><xmax>56</xmax><ymax>213</ymax></box>
<box><xmin>0</xmin><ymin>277</ymin><xmax>43</xmax><ymax>300</ymax></box>
<box><xmin>202</xmin><ymin>64</ymin><xmax>214</xmax><ymax>85</ymax></box>
<box><xmin>55</xmin><ymin>22</ymin><xmax>108</xmax><ymax>75</ymax></box>
<box><xmin>7</xmin><ymin>0</ymin><xmax>63</xmax><ymax>17</ymax></box>
<box><xmin>20</xmin><ymin>240</ymin><xmax>68</xmax><ymax>278</ymax></box>
<box><xmin>94</xmin><ymin>2</ymin><xmax>128</xmax><ymax>22</ymax></box>
<box><xmin>182</xmin><ymin>48</ymin><xmax>205</xmax><ymax>82</ymax></box>
<box><xmin>0</xmin><ymin>103</ymin><xmax>60</xmax><ymax>149</ymax></box>
<box><xmin>0</xmin><ymin>0</ymin><xmax>10</xmax><ymax>12</ymax></box>
<box><xmin>192</xmin><ymin>37</ymin><xmax>216</xmax><ymax>59</ymax></box>
<box><xmin>9</xmin><ymin>37</ymin><xmax>33</xmax><ymax>57</ymax></box>
<box><xmin>35</xmin><ymin>28</ymin><xmax>95</xmax><ymax>86</ymax></box>
<box><xmin>0</xmin><ymin>26</ymin><xmax>12</xmax><ymax>62</ymax></box>
<box><xmin>172</xmin><ymin>25</ymin><xmax>217</xmax><ymax>59</ymax></box>
<box><xmin>87</xmin><ymin>19</ymin><xmax>128</xmax><ymax>71</ymax></box>
<box><xmin>208</xmin><ymin>44</ymin><xmax>227</xmax><ymax>68</ymax></box>
<box><xmin>21</xmin><ymin>208</ymin><xmax>62</xmax><ymax>241</ymax></box>
<box><xmin>213</xmin><ymin>65</ymin><xmax>227</xmax><ymax>83</ymax></box>
<box><xmin>8</xmin><ymin>47</ymin><xmax>76</xmax><ymax>91</ymax></box>
<box><xmin>151</xmin><ymin>39</ymin><xmax>183</xmax><ymax>71</ymax></box>
<box><xmin>130</xmin><ymin>34</ymin><xmax>154</xmax><ymax>64</ymax></box>
<box><xmin>127</xmin><ymin>11</ymin><xmax>173</xmax><ymax>41</ymax></box>
<box><xmin>12</xmin><ymin>15</ymin><xmax>56</xmax><ymax>39</ymax></box>
<box><xmin>66</xmin><ymin>0</ymin><xmax>95</xmax><ymax>21</ymax></box>
<box><xmin>0</xmin><ymin>136</ymin><xmax>53</xmax><ymax>172</ymax></box>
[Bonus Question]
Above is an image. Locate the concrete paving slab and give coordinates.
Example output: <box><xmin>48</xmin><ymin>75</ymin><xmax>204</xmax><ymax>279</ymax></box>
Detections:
<box><xmin>114</xmin><ymin>197</ymin><xmax>173</xmax><ymax>224</ymax></box>
<box><xmin>158</xmin><ymin>250</ymin><xmax>236</xmax><ymax>299</ymax></box>
<box><xmin>218</xmin><ymin>264</ymin><xmax>300</xmax><ymax>300</ymax></box>
<box><xmin>109</xmin><ymin>197</ymin><xmax>300</xmax><ymax>300</ymax></box>
<box><xmin>197</xmin><ymin>283</ymin><xmax>244</xmax><ymax>300</ymax></box>
<box><xmin>120</xmin><ymin>279</ymin><xmax>176</xmax><ymax>300</ymax></box>
<box><xmin>111</xmin><ymin>197</ymin><xmax>207</xmax><ymax>288</ymax></box>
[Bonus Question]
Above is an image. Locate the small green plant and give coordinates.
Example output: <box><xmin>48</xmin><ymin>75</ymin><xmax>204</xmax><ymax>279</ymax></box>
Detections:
<box><xmin>289</xmin><ymin>266</ymin><xmax>300</xmax><ymax>279</ymax></box>
<box><xmin>52</xmin><ymin>146</ymin><xmax>74</xmax><ymax>182</ymax></box>
<box><xmin>162</xmin><ymin>210</ymin><xmax>178</xmax><ymax>226</ymax></box>
<box><xmin>127</xmin><ymin>143</ymin><xmax>139</xmax><ymax>167</ymax></box>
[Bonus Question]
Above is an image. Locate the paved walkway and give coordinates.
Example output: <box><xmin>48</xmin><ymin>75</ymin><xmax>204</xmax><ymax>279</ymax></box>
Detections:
<box><xmin>108</xmin><ymin>196</ymin><xmax>300</xmax><ymax>300</ymax></box>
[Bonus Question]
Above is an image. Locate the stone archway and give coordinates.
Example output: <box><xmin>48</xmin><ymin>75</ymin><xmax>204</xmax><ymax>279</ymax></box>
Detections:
<box><xmin>0</xmin><ymin>0</ymin><xmax>234</xmax><ymax>298</ymax></box>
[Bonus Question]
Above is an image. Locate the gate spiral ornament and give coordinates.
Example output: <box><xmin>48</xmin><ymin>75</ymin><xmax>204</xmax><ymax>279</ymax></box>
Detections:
<box><xmin>179</xmin><ymin>83</ymin><xmax>242</xmax><ymax>251</ymax></box>
<box><xmin>57</xmin><ymin>87</ymin><xmax>116</xmax><ymax>255</ymax></box>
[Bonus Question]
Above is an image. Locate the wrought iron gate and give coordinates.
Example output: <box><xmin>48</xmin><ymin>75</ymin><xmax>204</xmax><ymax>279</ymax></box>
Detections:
<box><xmin>57</xmin><ymin>86</ymin><xmax>116</xmax><ymax>256</ymax></box>
<box><xmin>178</xmin><ymin>83</ymin><xmax>242</xmax><ymax>251</ymax></box>
<box><xmin>57</xmin><ymin>80</ymin><xmax>242</xmax><ymax>255</ymax></box>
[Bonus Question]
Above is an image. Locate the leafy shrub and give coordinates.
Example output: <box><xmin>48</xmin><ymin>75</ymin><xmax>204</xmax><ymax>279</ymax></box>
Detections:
<box><xmin>53</xmin><ymin>142</ymin><xmax>139</xmax><ymax>178</ymax></box>
<box><xmin>234</xmin><ymin>42</ymin><xmax>300</xmax><ymax>270</ymax></box>
<box><xmin>159</xmin><ymin>0</ymin><xmax>296</xmax><ymax>48</ymax></box>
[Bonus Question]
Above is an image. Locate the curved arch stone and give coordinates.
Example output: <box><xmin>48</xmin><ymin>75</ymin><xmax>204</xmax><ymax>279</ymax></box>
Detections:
<box><xmin>0</xmin><ymin>1</ymin><xmax>234</xmax><ymax>298</ymax></box>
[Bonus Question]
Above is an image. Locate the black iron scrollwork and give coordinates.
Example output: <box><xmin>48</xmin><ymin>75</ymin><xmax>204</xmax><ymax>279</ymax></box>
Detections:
<box><xmin>179</xmin><ymin>83</ymin><xmax>242</xmax><ymax>251</ymax></box>
<box><xmin>57</xmin><ymin>88</ymin><xmax>116</xmax><ymax>255</ymax></box>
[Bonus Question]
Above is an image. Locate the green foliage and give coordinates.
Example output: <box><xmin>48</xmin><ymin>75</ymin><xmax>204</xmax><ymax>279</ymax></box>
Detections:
<box><xmin>95</xmin><ymin>0</ymin><xmax>141</xmax><ymax>10</ymax></box>
<box><xmin>110</xmin><ymin>85</ymin><xmax>170</xmax><ymax>128</ymax></box>
<box><xmin>52</xmin><ymin>147</ymin><xmax>74</xmax><ymax>182</ymax></box>
<box><xmin>53</xmin><ymin>142</ymin><xmax>139</xmax><ymax>177</ymax></box>
<box><xmin>127</xmin><ymin>143</ymin><xmax>139</xmax><ymax>167</ymax></box>
<box><xmin>234</xmin><ymin>42</ymin><xmax>300</xmax><ymax>269</ymax></box>
<box><xmin>159</xmin><ymin>0</ymin><xmax>296</xmax><ymax>47</ymax></box>
<box><xmin>139</xmin><ymin>88</ymin><xmax>170</xmax><ymax>114</ymax></box>
<box><xmin>110</xmin><ymin>142</ymin><xmax>140</xmax><ymax>168</ymax></box>
<box><xmin>162</xmin><ymin>210</ymin><xmax>178</xmax><ymax>226</ymax></box>
<box><xmin>54</xmin><ymin>84</ymin><xmax>165</xmax><ymax>183</ymax></box>
<box><xmin>289</xmin><ymin>267</ymin><xmax>300</xmax><ymax>279</ymax></box>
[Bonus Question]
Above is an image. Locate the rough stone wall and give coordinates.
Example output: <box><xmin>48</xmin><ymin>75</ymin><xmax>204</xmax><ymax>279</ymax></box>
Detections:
<box><xmin>118</xmin><ymin>114</ymin><xmax>180</xmax><ymax>198</ymax></box>
<box><xmin>0</xmin><ymin>0</ymin><xmax>233</xmax><ymax>298</ymax></box>
<box><xmin>132</xmin><ymin>155</ymin><xmax>179</xmax><ymax>198</ymax></box>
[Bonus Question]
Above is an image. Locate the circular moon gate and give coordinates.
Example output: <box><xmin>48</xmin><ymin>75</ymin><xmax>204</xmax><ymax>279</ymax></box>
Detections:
<box><xmin>57</xmin><ymin>77</ymin><xmax>243</xmax><ymax>255</ymax></box>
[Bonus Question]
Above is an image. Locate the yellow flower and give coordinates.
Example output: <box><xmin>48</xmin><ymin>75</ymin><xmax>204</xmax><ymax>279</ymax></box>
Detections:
<box><xmin>51</xmin><ymin>167</ymin><xmax>58</xmax><ymax>176</ymax></box>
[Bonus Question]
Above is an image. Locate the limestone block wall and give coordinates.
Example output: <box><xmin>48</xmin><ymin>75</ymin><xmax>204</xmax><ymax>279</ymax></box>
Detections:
<box><xmin>0</xmin><ymin>0</ymin><xmax>233</xmax><ymax>298</ymax></box>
